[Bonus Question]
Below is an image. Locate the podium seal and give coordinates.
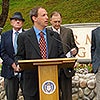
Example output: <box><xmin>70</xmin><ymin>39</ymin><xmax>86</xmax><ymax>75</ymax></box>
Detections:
<box><xmin>42</xmin><ymin>80</ymin><xmax>56</xmax><ymax>94</ymax></box>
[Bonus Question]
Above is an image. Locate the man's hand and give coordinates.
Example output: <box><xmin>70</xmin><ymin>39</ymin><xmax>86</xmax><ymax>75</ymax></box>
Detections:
<box><xmin>12</xmin><ymin>63</ymin><xmax>21</xmax><ymax>72</ymax></box>
<box><xmin>71</xmin><ymin>48</ymin><xmax>77</xmax><ymax>56</ymax></box>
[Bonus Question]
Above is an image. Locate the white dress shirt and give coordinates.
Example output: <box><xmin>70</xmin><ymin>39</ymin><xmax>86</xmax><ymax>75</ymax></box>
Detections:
<box><xmin>12</xmin><ymin>28</ymin><xmax>23</xmax><ymax>47</ymax></box>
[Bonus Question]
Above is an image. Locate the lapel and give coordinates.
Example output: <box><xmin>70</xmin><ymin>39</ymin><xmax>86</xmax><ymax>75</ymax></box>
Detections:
<box><xmin>59</xmin><ymin>27</ymin><xmax>65</xmax><ymax>39</ymax></box>
<box><xmin>26</xmin><ymin>28</ymin><xmax>41</xmax><ymax>56</ymax></box>
<box><xmin>8</xmin><ymin>30</ymin><xmax>15</xmax><ymax>53</ymax></box>
<box><xmin>26</xmin><ymin>28</ymin><xmax>55</xmax><ymax>57</ymax></box>
<box><xmin>46</xmin><ymin>29</ymin><xmax>54</xmax><ymax>56</ymax></box>
<box><xmin>50</xmin><ymin>27</ymin><xmax>53</xmax><ymax>31</ymax></box>
<box><xmin>50</xmin><ymin>26</ymin><xmax>64</xmax><ymax>39</ymax></box>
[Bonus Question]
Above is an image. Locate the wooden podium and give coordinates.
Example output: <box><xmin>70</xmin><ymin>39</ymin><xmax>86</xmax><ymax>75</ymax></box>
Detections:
<box><xmin>18</xmin><ymin>58</ymin><xmax>77</xmax><ymax>100</ymax></box>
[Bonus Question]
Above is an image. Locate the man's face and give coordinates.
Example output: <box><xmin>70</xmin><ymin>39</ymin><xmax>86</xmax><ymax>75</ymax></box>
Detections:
<box><xmin>50</xmin><ymin>15</ymin><xmax>62</xmax><ymax>30</ymax></box>
<box><xmin>33</xmin><ymin>8</ymin><xmax>48</xmax><ymax>30</ymax></box>
<box><xmin>10</xmin><ymin>19</ymin><xmax>24</xmax><ymax>30</ymax></box>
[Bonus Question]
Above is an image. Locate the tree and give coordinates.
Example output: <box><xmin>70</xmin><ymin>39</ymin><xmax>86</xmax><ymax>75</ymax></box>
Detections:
<box><xmin>0</xmin><ymin>0</ymin><xmax>9</xmax><ymax>34</ymax></box>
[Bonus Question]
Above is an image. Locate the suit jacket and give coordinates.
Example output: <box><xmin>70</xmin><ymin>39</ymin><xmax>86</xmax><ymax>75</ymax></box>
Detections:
<box><xmin>48</xmin><ymin>26</ymin><xmax>78</xmax><ymax>77</ymax></box>
<box><xmin>48</xmin><ymin>26</ymin><xmax>78</xmax><ymax>55</ymax></box>
<box><xmin>1</xmin><ymin>29</ymin><xmax>24</xmax><ymax>78</ymax></box>
<box><xmin>16</xmin><ymin>27</ymin><xmax>65</xmax><ymax>96</ymax></box>
<box><xmin>91</xmin><ymin>27</ymin><xmax>100</xmax><ymax>73</ymax></box>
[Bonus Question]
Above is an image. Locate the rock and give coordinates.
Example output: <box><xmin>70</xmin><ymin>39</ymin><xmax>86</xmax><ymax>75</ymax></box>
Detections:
<box><xmin>80</xmin><ymin>78</ymin><xmax>87</xmax><ymax>88</ymax></box>
<box><xmin>84</xmin><ymin>87</ymin><xmax>91</xmax><ymax>96</ymax></box>
<box><xmin>79</xmin><ymin>88</ymin><xmax>84</xmax><ymax>98</ymax></box>
<box><xmin>72</xmin><ymin>93</ymin><xmax>78</xmax><ymax>100</ymax></box>
<box><xmin>88</xmin><ymin>90</ymin><xmax>96</xmax><ymax>99</ymax></box>
<box><xmin>72</xmin><ymin>88</ymin><xmax>79</xmax><ymax>94</ymax></box>
<box><xmin>87</xmin><ymin>79</ymin><xmax>96</xmax><ymax>89</ymax></box>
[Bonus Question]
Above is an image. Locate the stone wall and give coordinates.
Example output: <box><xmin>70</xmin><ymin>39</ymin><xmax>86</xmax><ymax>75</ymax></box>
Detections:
<box><xmin>0</xmin><ymin>77</ymin><xmax>24</xmax><ymax>100</ymax></box>
<box><xmin>0</xmin><ymin>68</ymin><xmax>97</xmax><ymax>100</ymax></box>
<box><xmin>72</xmin><ymin>68</ymin><xmax>96</xmax><ymax>100</ymax></box>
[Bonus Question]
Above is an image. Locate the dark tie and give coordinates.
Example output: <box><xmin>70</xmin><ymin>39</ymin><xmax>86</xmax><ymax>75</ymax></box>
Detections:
<box><xmin>14</xmin><ymin>32</ymin><xmax>19</xmax><ymax>54</ymax></box>
<box><xmin>39</xmin><ymin>32</ymin><xmax>47</xmax><ymax>59</ymax></box>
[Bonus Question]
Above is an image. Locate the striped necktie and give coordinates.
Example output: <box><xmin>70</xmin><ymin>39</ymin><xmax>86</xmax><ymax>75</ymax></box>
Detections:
<box><xmin>39</xmin><ymin>31</ymin><xmax>47</xmax><ymax>59</ymax></box>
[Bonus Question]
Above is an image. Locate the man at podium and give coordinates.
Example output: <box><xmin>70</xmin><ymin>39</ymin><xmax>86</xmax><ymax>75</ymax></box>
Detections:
<box><xmin>16</xmin><ymin>7</ymin><xmax>65</xmax><ymax>100</ymax></box>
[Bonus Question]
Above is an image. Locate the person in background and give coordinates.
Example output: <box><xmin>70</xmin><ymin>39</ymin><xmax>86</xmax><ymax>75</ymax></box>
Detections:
<box><xmin>1</xmin><ymin>12</ymin><xmax>25</xmax><ymax>100</ymax></box>
<box><xmin>16</xmin><ymin>7</ymin><xmax>65</xmax><ymax>100</ymax></box>
<box><xmin>48</xmin><ymin>11</ymin><xmax>78</xmax><ymax>100</ymax></box>
<box><xmin>91</xmin><ymin>27</ymin><xmax>100</xmax><ymax>100</ymax></box>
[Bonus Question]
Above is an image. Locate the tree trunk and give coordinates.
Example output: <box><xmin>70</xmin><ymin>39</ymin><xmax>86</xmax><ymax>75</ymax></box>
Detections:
<box><xmin>0</xmin><ymin>0</ymin><xmax>9</xmax><ymax>34</ymax></box>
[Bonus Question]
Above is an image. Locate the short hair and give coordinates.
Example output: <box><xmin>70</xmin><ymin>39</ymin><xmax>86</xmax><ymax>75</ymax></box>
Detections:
<box><xmin>29</xmin><ymin>6</ymin><xmax>44</xmax><ymax>23</ymax></box>
<box><xmin>50</xmin><ymin>11</ymin><xmax>62</xmax><ymax>18</ymax></box>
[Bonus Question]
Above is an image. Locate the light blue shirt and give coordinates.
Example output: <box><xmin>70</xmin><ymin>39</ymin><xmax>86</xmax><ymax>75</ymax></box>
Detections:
<box><xmin>33</xmin><ymin>26</ymin><xmax>48</xmax><ymax>58</ymax></box>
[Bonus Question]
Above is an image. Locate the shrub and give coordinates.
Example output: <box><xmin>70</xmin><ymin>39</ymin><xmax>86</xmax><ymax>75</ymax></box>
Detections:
<box><xmin>74</xmin><ymin>63</ymin><xmax>92</xmax><ymax>73</ymax></box>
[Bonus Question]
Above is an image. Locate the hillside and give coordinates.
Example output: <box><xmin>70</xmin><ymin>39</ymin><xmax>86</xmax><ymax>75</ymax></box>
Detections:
<box><xmin>0</xmin><ymin>0</ymin><xmax>100</xmax><ymax>31</ymax></box>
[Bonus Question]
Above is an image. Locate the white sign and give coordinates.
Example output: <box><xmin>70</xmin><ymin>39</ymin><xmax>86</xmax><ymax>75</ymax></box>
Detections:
<box><xmin>64</xmin><ymin>23</ymin><xmax>100</xmax><ymax>60</ymax></box>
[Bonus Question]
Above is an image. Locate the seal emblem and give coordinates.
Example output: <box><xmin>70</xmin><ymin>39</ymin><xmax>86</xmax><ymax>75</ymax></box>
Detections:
<box><xmin>42</xmin><ymin>80</ymin><xmax>56</xmax><ymax>94</ymax></box>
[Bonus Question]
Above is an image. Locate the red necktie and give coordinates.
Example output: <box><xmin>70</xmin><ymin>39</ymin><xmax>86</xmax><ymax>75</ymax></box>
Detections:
<box><xmin>39</xmin><ymin>32</ymin><xmax>47</xmax><ymax>59</ymax></box>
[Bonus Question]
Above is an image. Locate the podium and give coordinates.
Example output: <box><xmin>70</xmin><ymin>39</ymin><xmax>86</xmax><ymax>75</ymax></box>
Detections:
<box><xmin>18</xmin><ymin>58</ymin><xmax>77</xmax><ymax>100</ymax></box>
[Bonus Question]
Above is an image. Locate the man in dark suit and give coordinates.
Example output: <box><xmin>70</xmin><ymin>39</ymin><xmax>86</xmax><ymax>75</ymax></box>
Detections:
<box><xmin>16</xmin><ymin>7</ymin><xmax>65</xmax><ymax>100</ymax></box>
<box><xmin>49</xmin><ymin>11</ymin><xmax>78</xmax><ymax>100</ymax></box>
<box><xmin>1</xmin><ymin>12</ymin><xmax>25</xmax><ymax>100</ymax></box>
<box><xmin>91</xmin><ymin>27</ymin><xmax>100</xmax><ymax>100</ymax></box>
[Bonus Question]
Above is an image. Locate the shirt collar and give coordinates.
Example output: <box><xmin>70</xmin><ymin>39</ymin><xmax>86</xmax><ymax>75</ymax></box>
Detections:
<box><xmin>13</xmin><ymin>28</ymin><xmax>23</xmax><ymax>34</ymax></box>
<box><xmin>52</xmin><ymin>26</ymin><xmax>60</xmax><ymax>34</ymax></box>
<box><xmin>33</xmin><ymin>26</ymin><xmax>46</xmax><ymax>35</ymax></box>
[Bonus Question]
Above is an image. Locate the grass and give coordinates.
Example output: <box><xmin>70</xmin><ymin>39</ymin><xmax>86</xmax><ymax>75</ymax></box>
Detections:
<box><xmin>0</xmin><ymin>0</ymin><xmax>100</xmax><ymax>32</ymax></box>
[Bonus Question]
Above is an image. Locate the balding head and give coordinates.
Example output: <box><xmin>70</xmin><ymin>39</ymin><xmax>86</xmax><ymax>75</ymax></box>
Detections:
<box><xmin>50</xmin><ymin>11</ymin><xmax>62</xmax><ymax>30</ymax></box>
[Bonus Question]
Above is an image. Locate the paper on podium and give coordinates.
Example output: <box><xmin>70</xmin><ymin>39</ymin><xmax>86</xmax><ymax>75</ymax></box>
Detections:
<box><xmin>66</xmin><ymin>51</ymin><xmax>72</xmax><ymax>58</ymax></box>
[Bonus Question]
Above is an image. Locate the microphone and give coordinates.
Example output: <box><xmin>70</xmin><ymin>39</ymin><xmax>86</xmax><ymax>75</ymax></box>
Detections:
<box><xmin>50</xmin><ymin>32</ymin><xmax>73</xmax><ymax>57</ymax></box>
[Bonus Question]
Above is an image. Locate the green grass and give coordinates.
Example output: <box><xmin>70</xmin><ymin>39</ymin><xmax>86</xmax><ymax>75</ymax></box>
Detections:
<box><xmin>0</xmin><ymin>0</ymin><xmax>100</xmax><ymax>32</ymax></box>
